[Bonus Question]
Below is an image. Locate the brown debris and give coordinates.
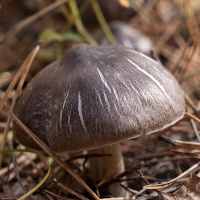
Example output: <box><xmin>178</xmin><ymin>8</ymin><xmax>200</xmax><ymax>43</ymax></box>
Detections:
<box><xmin>0</xmin><ymin>0</ymin><xmax>200</xmax><ymax>199</ymax></box>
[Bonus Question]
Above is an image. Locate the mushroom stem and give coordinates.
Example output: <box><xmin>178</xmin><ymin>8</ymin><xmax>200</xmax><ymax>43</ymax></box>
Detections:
<box><xmin>88</xmin><ymin>143</ymin><xmax>128</xmax><ymax>197</ymax></box>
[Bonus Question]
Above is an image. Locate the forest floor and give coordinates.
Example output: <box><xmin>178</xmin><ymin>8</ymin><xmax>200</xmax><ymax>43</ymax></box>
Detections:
<box><xmin>0</xmin><ymin>0</ymin><xmax>200</xmax><ymax>199</ymax></box>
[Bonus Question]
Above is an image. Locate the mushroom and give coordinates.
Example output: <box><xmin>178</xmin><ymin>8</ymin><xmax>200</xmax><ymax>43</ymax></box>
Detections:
<box><xmin>95</xmin><ymin>21</ymin><xmax>153</xmax><ymax>55</ymax></box>
<box><xmin>13</xmin><ymin>44</ymin><xmax>185</xmax><ymax>197</ymax></box>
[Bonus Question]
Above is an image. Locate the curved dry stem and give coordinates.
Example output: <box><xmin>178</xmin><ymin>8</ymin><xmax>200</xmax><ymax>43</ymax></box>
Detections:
<box><xmin>0</xmin><ymin>43</ymin><xmax>41</xmax><ymax>168</ymax></box>
<box><xmin>184</xmin><ymin>0</ymin><xmax>200</xmax><ymax>45</ymax></box>
<box><xmin>10</xmin><ymin>112</ymin><xmax>100</xmax><ymax>200</ymax></box>
<box><xmin>68</xmin><ymin>0</ymin><xmax>97</xmax><ymax>45</ymax></box>
<box><xmin>185</xmin><ymin>112</ymin><xmax>200</xmax><ymax>124</ymax></box>
<box><xmin>0</xmin><ymin>0</ymin><xmax>70</xmax><ymax>50</ymax></box>
<box><xmin>144</xmin><ymin>160</ymin><xmax>200</xmax><ymax>190</ymax></box>
<box><xmin>170</xmin><ymin>37</ymin><xmax>193</xmax><ymax>74</ymax></box>
<box><xmin>90</xmin><ymin>0</ymin><xmax>117</xmax><ymax>44</ymax></box>
<box><xmin>56</xmin><ymin>0</ymin><xmax>73</xmax><ymax>22</ymax></box>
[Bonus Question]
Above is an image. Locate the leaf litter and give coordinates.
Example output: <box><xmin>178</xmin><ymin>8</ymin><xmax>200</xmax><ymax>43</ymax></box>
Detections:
<box><xmin>0</xmin><ymin>0</ymin><xmax>200</xmax><ymax>199</ymax></box>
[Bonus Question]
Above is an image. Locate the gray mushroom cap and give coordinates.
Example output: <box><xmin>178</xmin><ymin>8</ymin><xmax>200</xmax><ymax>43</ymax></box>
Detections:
<box><xmin>13</xmin><ymin>44</ymin><xmax>185</xmax><ymax>153</ymax></box>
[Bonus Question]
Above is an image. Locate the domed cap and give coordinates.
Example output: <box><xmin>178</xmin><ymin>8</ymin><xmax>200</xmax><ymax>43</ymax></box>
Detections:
<box><xmin>13</xmin><ymin>44</ymin><xmax>185</xmax><ymax>153</ymax></box>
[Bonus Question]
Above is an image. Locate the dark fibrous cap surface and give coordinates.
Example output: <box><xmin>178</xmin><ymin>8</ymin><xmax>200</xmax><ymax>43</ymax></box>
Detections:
<box><xmin>13</xmin><ymin>44</ymin><xmax>185</xmax><ymax>153</ymax></box>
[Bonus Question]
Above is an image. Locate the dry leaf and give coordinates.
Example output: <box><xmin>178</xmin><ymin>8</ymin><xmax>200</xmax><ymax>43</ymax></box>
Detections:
<box><xmin>171</xmin><ymin>174</ymin><xmax>200</xmax><ymax>200</ymax></box>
